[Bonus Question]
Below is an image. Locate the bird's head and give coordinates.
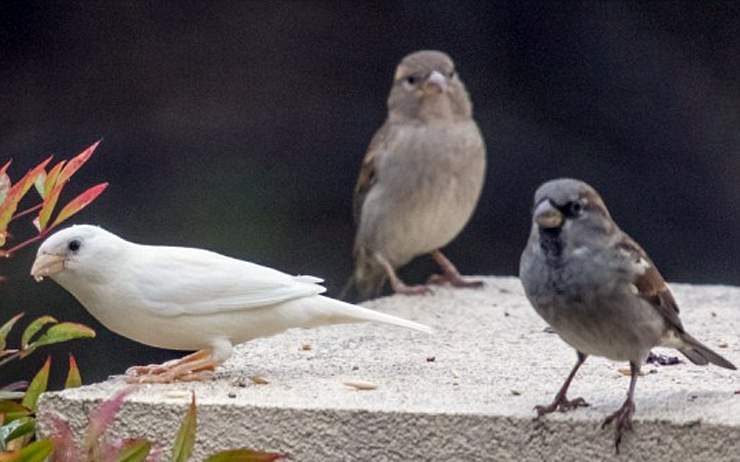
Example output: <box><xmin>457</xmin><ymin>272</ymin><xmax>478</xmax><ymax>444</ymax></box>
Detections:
<box><xmin>530</xmin><ymin>178</ymin><xmax>616</xmax><ymax>251</ymax></box>
<box><xmin>388</xmin><ymin>50</ymin><xmax>472</xmax><ymax>123</ymax></box>
<box><xmin>31</xmin><ymin>224</ymin><xmax>127</xmax><ymax>283</ymax></box>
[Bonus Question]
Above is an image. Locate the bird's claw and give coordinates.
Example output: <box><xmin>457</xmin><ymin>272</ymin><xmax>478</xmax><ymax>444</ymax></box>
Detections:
<box><xmin>427</xmin><ymin>273</ymin><xmax>484</xmax><ymax>288</ymax></box>
<box><xmin>534</xmin><ymin>396</ymin><xmax>589</xmax><ymax>416</ymax></box>
<box><xmin>392</xmin><ymin>282</ymin><xmax>432</xmax><ymax>296</ymax></box>
<box><xmin>602</xmin><ymin>399</ymin><xmax>635</xmax><ymax>454</ymax></box>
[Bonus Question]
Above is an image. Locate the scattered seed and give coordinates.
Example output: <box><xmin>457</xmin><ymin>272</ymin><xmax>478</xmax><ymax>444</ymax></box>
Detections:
<box><xmin>162</xmin><ymin>391</ymin><xmax>190</xmax><ymax>399</ymax></box>
<box><xmin>426</xmin><ymin>356</ymin><xmax>436</xmax><ymax>362</ymax></box>
<box><xmin>250</xmin><ymin>375</ymin><xmax>269</xmax><ymax>385</ymax></box>
<box><xmin>510</xmin><ymin>389</ymin><xmax>522</xmax><ymax>396</ymax></box>
<box><xmin>617</xmin><ymin>367</ymin><xmax>646</xmax><ymax>376</ymax></box>
<box><xmin>451</xmin><ymin>370</ymin><xmax>460</xmax><ymax>379</ymax></box>
<box><xmin>718</xmin><ymin>341</ymin><xmax>729</xmax><ymax>348</ymax></box>
<box><xmin>301</xmin><ymin>341</ymin><xmax>312</xmax><ymax>351</ymax></box>
<box><xmin>343</xmin><ymin>380</ymin><xmax>377</xmax><ymax>390</ymax></box>
<box><xmin>228</xmin><ymin>392</ymin><xmax>237</xmax><ymax>398</ymax></box>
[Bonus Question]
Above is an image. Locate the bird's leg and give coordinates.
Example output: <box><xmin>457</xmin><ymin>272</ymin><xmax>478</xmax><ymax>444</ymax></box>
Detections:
<box><xmin>602</xmin><ymin>361</ymin><xmax>638</xmax><ymax>454</ymax></box>
<box><xmin>125</xmin><ymin>350</ymin><xmax>219</xmax><ymax>383</ymax></box>
<box><xmin>376</xmin><ymin>253</ymin><xmax>430</xmax><ymax>295</ymax></box>
<box><xmin>535</xmin><ymin>352</ymin><xmax>590</xmax><ymax>415</ymax></box>
<box><xmin>427</xmin><ymin>250</ymin><xmax>483</xmax><ymax>288</ymax></box>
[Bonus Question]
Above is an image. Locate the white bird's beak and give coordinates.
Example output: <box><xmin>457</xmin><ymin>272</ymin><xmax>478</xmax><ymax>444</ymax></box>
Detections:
<box><xmin>423</xmin><ymin>70</ymin><xmax>448</xmax><ymax>94</ymax></box>
<box><xmin>533</xmin><ymin>200</ymin><xmax>564</xmax><ymax>229</ymax></box>
<box><xmin>31</xmin><ymin>253</ymin><xmax>66</xmax><ymax>282</ymax></box>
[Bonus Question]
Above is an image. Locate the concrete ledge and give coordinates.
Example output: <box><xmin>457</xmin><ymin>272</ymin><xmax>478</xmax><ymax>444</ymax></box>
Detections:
<box><xmin>37</xmin><ymin>277</ymin><xmax>740</xmax><ymax>461</ymax></box>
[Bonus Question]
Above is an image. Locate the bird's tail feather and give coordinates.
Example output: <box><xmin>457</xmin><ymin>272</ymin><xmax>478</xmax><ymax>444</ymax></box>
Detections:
<box><xmin>678</xmin><ymin>334</ymin><xmax>736</xmax><ymax>370</ymax></box>
<box><xmin>315</xmin><ymin>295</ymin><xmax>433</xmax><ymax>334</ymax></box>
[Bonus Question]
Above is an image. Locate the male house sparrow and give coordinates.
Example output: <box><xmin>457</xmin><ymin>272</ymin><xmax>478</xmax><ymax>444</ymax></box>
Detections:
<box><xmin>31</xmin><ymin>225</ymin><xmax>432</xmax><ymax>383</ymax></box>
<box><xmin>343</xmin><ymin>50</ymin><xmax>487</xmax><ymax>301</ymax></box>
<box><xmin>519</xmin><ymin>178</ymin><xmax>735</xmax><ymax>452</ymax></box>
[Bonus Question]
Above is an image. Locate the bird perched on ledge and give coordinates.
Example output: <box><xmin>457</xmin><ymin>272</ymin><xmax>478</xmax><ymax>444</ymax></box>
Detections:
<box><xmin>343</xmin><ymin>50</ymin><xmax>487</xmax><ymax>301</ymax></box>
<box><xmin>31</xmin><ymin>225</ymin><xmax>432</xmax><ymax>383</ymax></box>
<box><xmin>520</xmin><ymin>178</ymin><xmax>736</xmax><ymax>453</ymax></box>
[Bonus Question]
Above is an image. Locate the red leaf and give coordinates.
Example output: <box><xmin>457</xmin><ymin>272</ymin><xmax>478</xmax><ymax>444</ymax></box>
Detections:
<box><xmin>0</xmin><ymin>159</ymin><xmax>11</xmax><ymax>176</ymax></box>
<box><xmin>56</xmin><ymin>140</ymin><xmax>101</xmax><ymax>185</ymax></box>
<box><xmin>49</xmin><ymin>182</ymin><xmax>108</xmax><ymax>230</ymax></box>
<box><xmin>0</xmin><ymin>157</ymin><xmax>53</xmax><ymax>234</ymax></box>
<box><xmin>37</xmin><ymin>183</ymin><xmax>64</xmax><ymax>232</ymax></box>
<box><xmin>84</xmin><ymin>387</ymin><xmax>136</xmax><ymax>447</ymax></box>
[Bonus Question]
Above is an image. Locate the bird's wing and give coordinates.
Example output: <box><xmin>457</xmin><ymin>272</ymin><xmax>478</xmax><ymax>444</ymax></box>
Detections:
<box><xmin>617</xmin><ymin>237</ymin><xmax>685</xmax><ymax>333</ymax></box>
<box><xmin>353</xmin><ymin>123</ymin><xmax>390</xmax><ymax>224</ymax></box>
<box><xmin>130</xmin><ymin>246</ymin><xmax>326</xmax><ymax>317</ymax></box>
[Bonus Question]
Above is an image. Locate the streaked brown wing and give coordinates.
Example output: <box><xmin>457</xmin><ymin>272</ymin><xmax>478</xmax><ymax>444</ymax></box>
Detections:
<box><xmin>617</xmin><ymin>234</ymin><xmax>686</xmax><ymax>333</ymax></box>
<box><xmin>352</xmin><ymin>123</ymin><xmax>390</xmax><ymax>224</ymax></box>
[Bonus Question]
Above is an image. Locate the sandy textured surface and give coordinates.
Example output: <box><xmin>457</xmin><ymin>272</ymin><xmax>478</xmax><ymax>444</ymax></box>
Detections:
<box><xmin>38</xmin><ymin>276</ymin><xmax>740</xmax><ymax>461</ymax></box>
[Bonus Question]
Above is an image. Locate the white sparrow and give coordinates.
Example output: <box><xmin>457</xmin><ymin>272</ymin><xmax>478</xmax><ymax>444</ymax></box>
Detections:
<box><xmin>519</xmin><ymin>178</ymin><xmax>736</xmax><ymax>453</ymax></box>
<box><xmin>31</xmin><ymin>225</ymin><xmax>432</xmax><ymax>383</ymax></box>
<box><xmin>343</xmin><ymin>50</ymin><xmax>487</xmax><ymax>301</ymax></box>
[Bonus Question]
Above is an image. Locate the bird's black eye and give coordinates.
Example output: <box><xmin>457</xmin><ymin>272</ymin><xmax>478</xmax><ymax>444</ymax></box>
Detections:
<box><xmin>448</xmin><ymin>70</ymin><xmax>455</xmax><ymax>79</ymax></box>
<box><xmin>68</xmin><ymin>239</ymin><xmax>81</xmax><ymax>252</ymax></box>
<box><xmin>568</xmin><ymin>201</ymin><xmax>584</xmax><ymax>217</ymax></box>
<box><xmin>406</xmin><ymin>76</ymin><xmax>417</xmax><ymax>85</ymax></box>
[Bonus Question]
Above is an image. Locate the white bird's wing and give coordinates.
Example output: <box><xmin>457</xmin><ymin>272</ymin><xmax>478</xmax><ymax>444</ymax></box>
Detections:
<box><xmin>128</xmin><ymin>245</ymin><xmax>326</xmax><ymax>317</ymax></box>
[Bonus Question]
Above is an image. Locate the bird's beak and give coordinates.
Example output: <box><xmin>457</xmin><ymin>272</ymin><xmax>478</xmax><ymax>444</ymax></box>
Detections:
<box><xmin>31</xmin><ymin>253</ymin><xmax>66</xmax><ymax>282</ymax></box>
<box><xmin>533</xmin><ymin>199</ymin><xmax>564</xmax><ymax>228</ymax></box>
<box><xmin>423</xmin><ymin>70</ymin><xmax>447</xmax><ymax>95</ymax></box>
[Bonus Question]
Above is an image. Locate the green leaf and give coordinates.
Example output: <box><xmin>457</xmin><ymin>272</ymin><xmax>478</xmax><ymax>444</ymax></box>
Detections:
<box><xmin>27</xmin><ymin>322</ymin><xmax>95</xmax><ymax>350</ymax></box>
<box><xmin>32</xmin><ymin>171</ymin><xmax>45</xmax><ymax>198</ymax></box>
<box><xmin>21</xmin><ymin>357</ymin><xmax>50</xmax><ymax>412</ymax></box>
<box><xmin>115</xmin><ymin>439</ymin><xmax>152</xmax><ymax>462</ymax></box>
<box><xmin>0</xmin><ymin>172</ymin><xmax>10</xmax><ymax>207</ymax></box>
<box><xmin>64</xmin><ymin>354</ymin><xmax>83</xmax><ymax>389</ymax></box>
<box><xmin>0</xmin><ymin>439</ymin><xmax>54</xmax><ymax>462</ymax></box>
<box><xmin>170</xmin><ymin>393</ymin><xmax>196</xmax><ymax>462</ymax></box>
<box><xmin>0</xmin><ymin>313</ymin><xmax>24</xmax><ymax>351</ymax></box>
<box><xmin>3</xmin><ymin>417</ymin><xmax>35</xmax><ymax>445</ymax></box>
<box><xmin>0</xmin><ymin>401</ymin><xmax>30</xmax><ymax>423</ymax></box>
<box><xmin>21</xmin><ymin>316</ymin><xmax>57</xmax><ymax>349</ymax></box>
<box><xmin>48</xmin><ymin>182</ymin><xmax>108</xmax><ymax>230</ymax></box>
<box><xmin>43</xmin><ymin>161</ymin><xmax>66</xmax><ymax>198</ymax></box>
<box><xmin>204</xmin><ymin>450</ymin><xmax>288</xmax><ymax>462</ymax></box>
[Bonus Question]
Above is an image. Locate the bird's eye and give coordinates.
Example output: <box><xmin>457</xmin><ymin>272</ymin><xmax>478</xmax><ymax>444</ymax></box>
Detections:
<box><xmin>568</xmin><ymin>201</ymin><xmax>584</xmax><ymax>217</ymax></box>
<box><xmin>68</xmin><ymin>239</ymin><xmax>81</xmax><ymax>252</ymax></box>
<box><xmin>448</xmin><ymin>70</ymin><xmax>456</xmax><ymax>79</ymax></box>
<box><xmin>406</xmin><ymin>76</ymin><xmax>417</xmax><ymax>85</ymax></box>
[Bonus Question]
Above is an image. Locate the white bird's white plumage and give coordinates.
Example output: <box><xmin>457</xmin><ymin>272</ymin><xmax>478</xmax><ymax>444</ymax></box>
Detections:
<box><xmin>31</xmin><ymin>225</ymin><xmax>432</xmax><ymax>381</ymax></box>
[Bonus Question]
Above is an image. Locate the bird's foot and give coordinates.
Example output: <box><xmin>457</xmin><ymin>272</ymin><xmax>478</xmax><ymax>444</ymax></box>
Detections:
<box><xmin>535</xmin><ymin>396</ymin><xmax>589</xmax><ymax>416</ymax></box>
<box><xmin>125</xmin><ymin>350</ymin><xmax>219</xmax><ymax>383</ymax></box>
<box><xmin>602</xmin><ymin>398</ymin><xmax>635</xmax><ymax>454</ymax></box>
<box><xmin>428</xmin><ymin>250</ymin><xmax>483</xmax><ymax>289</ymax></box>
<box><xmin>427</xmin><ymin>273</ymin><xmax>484</xmax><ymax>288</ymax></box>
<box><xmin>392</xmin><ymin>281</ymin><xmax>432</xmax><ymax>296</ymax></box>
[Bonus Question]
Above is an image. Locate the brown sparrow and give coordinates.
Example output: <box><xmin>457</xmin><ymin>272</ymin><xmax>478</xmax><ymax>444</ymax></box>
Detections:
<box><xmin>519</xmin><ymin>178</ymin><xmax>736</xmax><ymax>453</ymax></box>
<box><xmin>343</xmin><ymin>50</ymin><xmax>486</xmax><ymax>301</ymax></box>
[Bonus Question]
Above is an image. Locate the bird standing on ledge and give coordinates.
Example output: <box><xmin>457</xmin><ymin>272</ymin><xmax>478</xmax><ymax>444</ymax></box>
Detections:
<box><xmin>31</xmin><ymin>224</ymin><xmax>432</xmax><ymax>383</ymax></box>
<box><xmin>519</xmin><ymin>178</ymin><xmax>736</xmax><ymax>453</ymax></box>
<box><xmin>344</xmin><ymin>50</ymin><xmax>487</xmax><ymax>301</ymax></box>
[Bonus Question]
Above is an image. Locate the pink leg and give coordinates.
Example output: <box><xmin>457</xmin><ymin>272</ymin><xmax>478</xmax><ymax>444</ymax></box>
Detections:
<box><xmin>535</xmin><ymin>352</ymin><xmax>590</xmax><ymax>415</ymax></box>
<box><xmin>125</xmin><ymin>350</ymin><xmax>220</xmax><ymax>383</ymax></box>
<box><xmin>428</xmin><ymin>250</ymin><xmax>483</xmax><ymax>288</ymax></box>
<box><xmin>376</xmin><ymin>253</ymin><xmax>430</xmax><ymax>296</ymax></box>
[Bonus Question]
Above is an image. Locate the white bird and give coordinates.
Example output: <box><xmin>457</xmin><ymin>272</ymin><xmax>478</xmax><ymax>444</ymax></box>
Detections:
<box><xmin>31</xmin><ymin>225</ymin><xmax>432</xmax><ymax>383</ymax></box>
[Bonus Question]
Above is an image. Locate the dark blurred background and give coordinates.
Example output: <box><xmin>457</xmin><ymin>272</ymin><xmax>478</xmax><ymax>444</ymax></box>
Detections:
<box><xmin>2</xmin><ymin>1</ymin><xmax>739</xmax><ymax>386</ymax></box>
